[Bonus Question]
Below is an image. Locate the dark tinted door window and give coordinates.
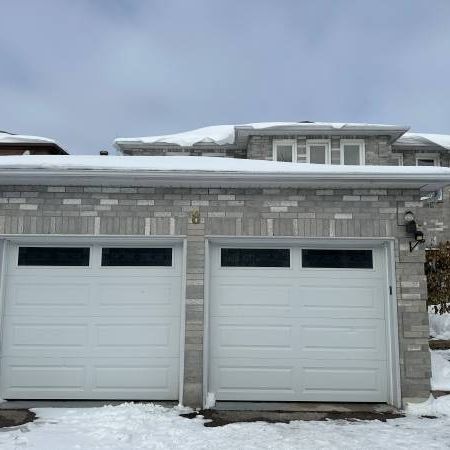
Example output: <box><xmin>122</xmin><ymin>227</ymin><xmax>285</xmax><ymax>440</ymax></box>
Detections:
<box><xmin>101</xmin><ymin>247</ymin><xmax>172</xmax><ymax>266</ymax></box>
<box><xmin>221</xmin><ymin>248</ymin><xmax>290</xmax><ymax>267</ymax></box>
<box><xmin>18</xmin><ymin>247</ymin><xmax>90</xmax><ymax>266</ymax></box>
<box><xmin>302</xmin><ymin>249</ymin><xmax>373</xmax><ymax>269</ymax></box>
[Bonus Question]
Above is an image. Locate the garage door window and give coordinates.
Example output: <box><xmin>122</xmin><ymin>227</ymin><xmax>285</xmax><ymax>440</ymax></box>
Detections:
<box><xmin>221</xmin><ymin>248</ymin><xmax>290</xmax><ymax>267</ymax></box>
<box><xmin>101</xmin><ymin>247</ymin><xmax>172</xmax><ymax>266</ymax></box>
<box><xmin>302</xmin><ymin>249</ymin><xmax>373</xmax><ymax>269</ymax></box>
<box><xmin>18</xmin><ymin>247</ymin><xmax>90</xmax><ymax>266</ymax></box>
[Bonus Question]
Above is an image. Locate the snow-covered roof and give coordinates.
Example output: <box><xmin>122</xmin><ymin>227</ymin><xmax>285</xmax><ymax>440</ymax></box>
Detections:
<box><xmin>395</xmin><ymin>132</ymin><xmax>450</xmax><ymax>150</ymax></box>
<box><xmin>114</xmin><ymin>122</ymin><xmax>408</xmax><ymax>148</ymax></box>
<box><xmin>0</xmin><ymin>155</ymin><xmax>449</xmax><ymax>191</ymax></box>
<box><xmin>0</xmin><ymin>132</ymin><xmax>57</xmax><ymax>145</ymax></box>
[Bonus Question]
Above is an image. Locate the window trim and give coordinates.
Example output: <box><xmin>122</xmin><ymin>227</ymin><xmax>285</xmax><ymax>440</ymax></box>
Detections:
<box><xmin>306</xmin><ymin>139</ymin><xmax>331</xmax><ymax>164</ymax></box>
<box><xmin>416</xmin><ymin>153</ymin><xmax>440</xmax><ymax>167</ymax></box>
<box><xmin>340</xmin><ymin>139</ymin><xmax>365</xmax><ymax>165</ymax></box>
<box><xmin>273</xmin><ymin>139</ymin><xmax>297</xmax><ymax>163</ymax></box>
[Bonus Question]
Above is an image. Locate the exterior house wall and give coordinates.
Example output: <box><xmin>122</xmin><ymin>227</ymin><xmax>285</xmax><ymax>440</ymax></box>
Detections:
<box><xmin>0</xmin><ymin>184</ymin><xmax>431</xmax><ymax>407</ymax></box>
<box><xmin>121</xmin><ymin>137</ymin><xmax>450</xmax><ymax>244</ymax></box>
<box><xmin>395</xmin><ymin>149</ymin><xmax>450</xmax><ymax>244</ymax></box>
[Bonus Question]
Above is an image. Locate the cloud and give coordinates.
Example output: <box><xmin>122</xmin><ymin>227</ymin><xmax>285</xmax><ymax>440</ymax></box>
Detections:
<box><xmin>1</xmin><ymin>0</ymin><xmax>450</xmax><ymax>154</ymax></box>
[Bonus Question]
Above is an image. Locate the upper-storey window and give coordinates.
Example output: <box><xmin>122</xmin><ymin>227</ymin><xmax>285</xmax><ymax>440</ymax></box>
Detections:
<box><xmin>306</xmin><ymin>140</ymin><xmax>331</xmax><ymax>164</ymax></box>
<box><xmin>416</xmin><ymin>153</ymin><xmax>440</xmax><ymax>166</ymax></box>
<box><xmin>273</xmin><ymin>139</ymin><xmax>297</xmax><ymax>162</ymax></box>
<box><xmin>340</xmin><ymin>139</ymin><xmax>365</xmax><ymax>165</ymax></box>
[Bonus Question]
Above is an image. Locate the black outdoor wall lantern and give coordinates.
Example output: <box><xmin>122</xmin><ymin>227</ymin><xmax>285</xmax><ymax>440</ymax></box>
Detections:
<box><xmin>404</xmin><ymin>210</ymin><xmax>425</xmax><ymax>251</ymax></box>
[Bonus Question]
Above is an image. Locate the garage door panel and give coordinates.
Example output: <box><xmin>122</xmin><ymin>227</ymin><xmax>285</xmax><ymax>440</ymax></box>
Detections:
<box><xmin>212</xmin><ymin>281</ymin><xmax>384</xmax><ymax>320</ymax></box>
<box><xmin>92</xmin><ymin>360</ymin><xmax>179</xmax><ymax>398</ymax></box>
<box><xmin>212</xmin><ymin>322</ymin><xmax>294</xmax><ymax>356</ymax></box>
<box><xmin>3</xmin><ymin>316</ymin><xmax>181</xmax><ymax>359</ymax></box>
<box><xmin>93</xmin><ymin>320</ymin><xmax>180</xmax><ymax>357</ymax></box>
<box><xmin>5</xmin><ymin>278</ymin><xmax>91</xmax><ymax>316</ymax></box>
<box><xmin>96</xmin><ymin>280</ymin><xmax>179</xmax><ymax>317</ymax></box>
<box><xmin>211</xmin><ymin>358</ymin><xmax>386</xmax><ymax>402</ymax></box>
<box><xmin>211</xmin><ymin>280</ymin><xmax>293</xmax><ymax>317</ymax></box>
<box><xmin>211</xmin><ymin>317</ymin><xmax>386</xmax><ymax>360</ymax></box>
<box><xmin>299</xmin><ymin>282</ymin><xmax>384</xmax><ymax>319</ymax></box>
<box><xmin>211</xmin><ymin>360</ymin><xmax>296</xmax><ymax>400</ymax></box>
<box><xmin>5</xmin><ymin>322</ymin><xmax>89</xmax><ymax>354</ymax></box>
<box><xmin>300</xmin><ymin>321</ymin><xmax>386</xmax><ymax>358</ymax></box>
<box><xmin>300</xmin><ymin>360</ymin><xmax>387</xmax><ymax>402</ymax></box>
<box><xmin>1</xmin><ymin>358</ymin><xmax>86</xmax><ymax>393</ymax></box>
<box><xmin>1</xmin><ymin>357</ymin><xmax>179</xmax><ymax>399</ymax></box>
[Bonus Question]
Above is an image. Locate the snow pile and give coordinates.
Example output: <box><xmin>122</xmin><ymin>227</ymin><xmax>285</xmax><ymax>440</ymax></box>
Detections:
<box><xmin>0</xmin><ymin>402</ymin><xmax>449</xmax><ymax>449</ymax></box>
<box><xmin>2</xmin><ymin>155</ymin><xmax>450</xmax><ymax>177</ymax></box>
<box><xmin>431</xmin><ymin>351</ymin><xmax>450</xmax><ymax>391</ymax></box>
<box><xmin>0</xmin><ymin>132</ymin><xmax>56</xmax><ymax>145</ymax></box>
<box><xmin>397</xmin><ymin>133</ymin><xmax>450</xmax><ymax>150</ymax></box>
<box><xmin>406</xmin><ymin>394</ymin><xmax>450</xmax><ymax>417</ymax></box>
<box><xmin>115</xmin><ymin>122</ymin><xmax>403</xmax><ymax>147</ymax></box>
<box><xmin>429</xmin><ymin>308</ymin><xmax>450</xmax><ymax>340</ymax></box>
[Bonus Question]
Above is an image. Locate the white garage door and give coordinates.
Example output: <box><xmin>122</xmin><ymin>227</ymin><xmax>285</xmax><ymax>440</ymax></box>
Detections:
<box><xmin>1</xmin><ymin>243</ymin><xmax>182</xmax><ymax>400</ymax></box>
<box><xmin>209</xmin><ymin>244</ymin><xmax>390</xmax><ymax>402</ymax></box>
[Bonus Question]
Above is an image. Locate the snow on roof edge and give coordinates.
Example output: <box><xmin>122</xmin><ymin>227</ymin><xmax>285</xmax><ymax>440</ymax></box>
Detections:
<box><xmin>114</xmin><ymin>122</ymin><xmax>408</xmax><ymax>148</ymax></box>
<box><xmin>396</xmin><ymin>132</ymin><xmax>450</xmax><ymax>150</ymax></box>
<box><xmin>1</xmin><ymin>155</ymin><xmax>450</xmax><ymax>177</ymax></box>
<box><xmin>0</xmin><ymin>132</ymin><xmax>59</xmax><ymax>145</ymax></box>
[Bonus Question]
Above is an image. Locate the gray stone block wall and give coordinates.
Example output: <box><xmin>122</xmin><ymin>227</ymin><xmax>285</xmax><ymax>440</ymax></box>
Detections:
<box><xmin>0</xmin><ymin>185</ymin><xmax>431</xmax><ymax>407</ymax></box>
<box><xmin>120</xmin><ymin>138</ymin><xmax>450</xmax><ymax>245</ymax></box>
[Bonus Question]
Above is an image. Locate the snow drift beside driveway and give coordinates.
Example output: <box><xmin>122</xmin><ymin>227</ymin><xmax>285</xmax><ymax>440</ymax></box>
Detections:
<box><xmin>431</xmin><ymin>351</ymin><xmax>450</xmax><ymax>391</ymax></box>
<box><xmin>1</xmin><ymin>399</ymin><xmax>450</xmax><ymax>450</ymax></box>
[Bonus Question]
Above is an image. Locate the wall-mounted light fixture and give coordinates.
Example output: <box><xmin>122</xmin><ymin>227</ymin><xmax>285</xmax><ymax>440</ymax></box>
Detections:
<box><xmin>404</xmin><ymin>210</ymin><xmax>425</xmax><ymax>251</ymax></box>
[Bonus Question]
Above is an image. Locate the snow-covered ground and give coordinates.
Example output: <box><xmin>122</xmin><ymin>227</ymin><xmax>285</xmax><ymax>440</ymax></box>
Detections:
<box><xmin>0</xmin><ymin>400</ymin><xmax>449</xmax><ymax>450</ymax></box>
<box><xmin>429</xmin><ymin>309</ymin><xmax>450</xmax><ymax>340</ymax></box>
<box><xmin>431</xmin><ymin>351</ymin><xmax>450</xmax><ymax>391</ymax></box>
<box><xmin>429</xmin><ymin>308</ymin><xmax>450</xmax><ymax>391</ymax></box>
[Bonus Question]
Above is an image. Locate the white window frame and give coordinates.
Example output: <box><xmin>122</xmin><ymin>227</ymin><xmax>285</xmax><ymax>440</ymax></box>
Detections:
<box><xmin>273</xmin><ymin>139</ymin><xmax>297</xmax><ymax>162</ymax></box>
<box><xmin>416</xmin><ymin>153</ymin><xmax>442</xmax><ymax>201</ymax></box>
<box><xmin>340</xmin><ymin>139</ymin><xmax>365</xmax><ymax>165</ymax></box>
<box><xmin>416</xmin><ymin>153</ymin><xmax>440</xmax><ymax>167</ymax></box>
<box><xmin>306</xmin><ymin>139</ymin><xmax>331</xmax><ymax>164</ymax></box>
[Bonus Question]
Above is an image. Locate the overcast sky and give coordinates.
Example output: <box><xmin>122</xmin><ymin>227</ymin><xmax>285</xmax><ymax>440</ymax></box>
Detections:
<box><xmin>1</xmin><ymin>0</ymin><xmax>450</xmax><ymax>154</ymax></box>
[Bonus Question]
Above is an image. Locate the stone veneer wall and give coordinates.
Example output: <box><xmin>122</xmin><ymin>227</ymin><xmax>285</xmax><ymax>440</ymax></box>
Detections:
<box><xmin>121</xmin><ymin>135</ymin><xmax>450</xmax><ymax>243</ymax></box>
<box><xmin>0</xmin><ymin>184</ymin><xmax>431</xmax><ymax>407</ymax></box>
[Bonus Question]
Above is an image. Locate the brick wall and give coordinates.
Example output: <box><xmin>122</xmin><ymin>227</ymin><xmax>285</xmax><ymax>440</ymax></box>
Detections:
<box><xmin>0</xmin><ymin>184</ymin><xmax>431</xmax><ymax>406</ymax></box>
